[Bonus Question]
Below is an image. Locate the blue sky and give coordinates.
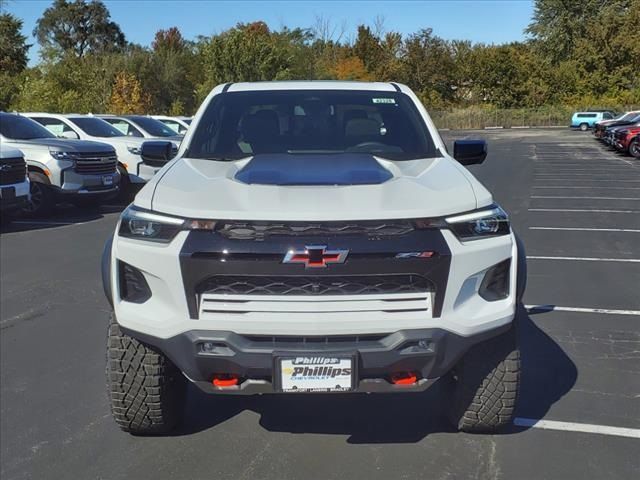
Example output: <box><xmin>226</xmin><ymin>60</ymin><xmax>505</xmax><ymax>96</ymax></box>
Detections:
<box><xmin>6</xmin><ymin>0</ymin><xmax>535</xmax><ymax>64</ymax></box>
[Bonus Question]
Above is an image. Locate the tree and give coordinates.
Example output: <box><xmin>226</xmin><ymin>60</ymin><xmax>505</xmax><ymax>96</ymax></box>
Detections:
<box><xmin>108</xmin><ymin>70</ymin><xmax>150</xmax><ymax>114</ymax></box>
<box><xmin>526</xmin><ymin>0</ymin><xmax>631</xmax><ymax>63</ymax></box>
<box><xmin>0</xmin><ymin>12</ymin><xmax>31</xmax><ymax>109</ymax></box>
<box><xmin>34</xmin><ymin>0</ymin><xmax>126</xmax><ymax>58</ymax></box>
<box><xmin>330</xmin><ymin>56</ymin><xmax>372</xmax><ymax>81</ymax></box>
<box><xmin>1</xmin><ymin>12</ymin><xmax>30</xmax><ymax>74</ymax></box>
<box><xmin>196</xmin><ymin>22</ymin><xmax>311</xmax><ymax>100</ymax></box>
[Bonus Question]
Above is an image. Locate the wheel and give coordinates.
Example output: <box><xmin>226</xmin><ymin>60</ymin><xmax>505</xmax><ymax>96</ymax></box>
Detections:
<box><xmin>448</xmin><ymin>323</ymin><xmax>520</xmax><ymax>433</ymax></box>
<box><xmin>579</xmin><ymin>123</ymin><xmax>588</xmax><ymax>131</ymax></box>
<box><xmin>116</xmin><ymin>168</ymin><xmax>136</xmax><ymax>204</ymax></box>
<box><xmin>630</xmin><ymin>138</ymin><xmax>640</xmax><ymax>158</ymax></box>
<box><xmin>107</xmin><ymin>314</ymin><xmax>186</xmax><ymax>434</ymax></box>
<box><xmin>23</xmin><ymin>172</ymin><xmax>55</xmax><ymax>217</ymax></box>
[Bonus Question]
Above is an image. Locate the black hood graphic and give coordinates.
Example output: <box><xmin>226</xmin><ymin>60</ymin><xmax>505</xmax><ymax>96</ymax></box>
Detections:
<box><xmin>234</xmin><ymin>153</ymin><xmax>393</xmax><ymax>186</ymax></box>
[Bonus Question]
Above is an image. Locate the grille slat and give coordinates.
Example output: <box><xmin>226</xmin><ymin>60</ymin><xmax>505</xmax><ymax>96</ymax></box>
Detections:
<box><xmin>217</xmin><ymin>221</ymin><xmax>414</xmax><ymax>240</ymax></box>
<box><xmin>198</xmin><ymin>275</ymin><xmax>430</xmax><ymax>296</ymax></box>
<box><xmin>74</xmin><ymin>159</ymin><xmax>117</xmax><ymax>175</ymax></box>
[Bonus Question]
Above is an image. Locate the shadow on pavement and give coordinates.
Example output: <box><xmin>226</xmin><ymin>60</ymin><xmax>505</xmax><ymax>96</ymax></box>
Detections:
<box><xmin>0</xmin><ymin>204</ymin><xmax>124</xmax><ymax>234</ymax></box>
<box><xmin>175</xmin><ymin>305</ymin><xmax>577</xmax><ymax>443</ymax></box>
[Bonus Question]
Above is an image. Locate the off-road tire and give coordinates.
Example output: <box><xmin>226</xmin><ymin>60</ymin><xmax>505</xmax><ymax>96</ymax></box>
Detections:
<box><xmin>448</xmin><ymin>324</ymin><xmax>520</xmax><ymax>433</ymax></box>
<box><xmin>107</xmin><ymin>315</ymin><xmax>186</xmax><ymax>434</ymax></box>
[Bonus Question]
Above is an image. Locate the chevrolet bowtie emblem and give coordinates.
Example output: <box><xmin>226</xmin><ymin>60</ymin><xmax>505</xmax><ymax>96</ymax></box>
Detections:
<box><xmin>283</xmin><ymin>245</ymin><xmax>349</xmax><ymax>268</ymax></box>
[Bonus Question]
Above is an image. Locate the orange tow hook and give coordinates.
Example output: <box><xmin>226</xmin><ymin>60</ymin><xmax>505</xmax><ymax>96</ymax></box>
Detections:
<box><xmin>390</xmin><ymin>372</ymin><xmax>418</xmax><ymax>385</ymax></box>
<box><xmin>212</xmin><ymin>374</ymin><xmax>239</xmax><ymax>387</ymax></box>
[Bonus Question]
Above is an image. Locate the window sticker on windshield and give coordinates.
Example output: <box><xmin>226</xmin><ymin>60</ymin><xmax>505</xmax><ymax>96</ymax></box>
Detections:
<box><xmin>372</xmin><ymin>98</ymin><xmax>396</xmax><ymax>104</ymax></box>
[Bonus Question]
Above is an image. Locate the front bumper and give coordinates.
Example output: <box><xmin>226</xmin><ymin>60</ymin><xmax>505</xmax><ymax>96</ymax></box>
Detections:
<box><xmin>121</xmin><ymin>323</ymin><xmax>511</xmax><ymax>394</ymax></box>
<box><xmin>0</xmin><ymin>180</ymin><xmax>30</xmax><ymax>212</ymax></box>
<box><xmin>59</xmin><ymin>168</ymin><xmax>121</xmax><ymax>194</ymax></box>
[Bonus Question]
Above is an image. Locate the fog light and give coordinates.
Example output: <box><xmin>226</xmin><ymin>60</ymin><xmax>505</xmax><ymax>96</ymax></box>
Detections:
<box><xmin>201</xmin><ymin>342</ymin><xmax>216</xmax><ymax>353</ymax></box>
<box><xmin>118</xmin><ymin>261</ymin><xmax>151</xmax><ymax>303</ymax></box>
<box><xmin>417</xmin><ymin>339</ymin><xmax>433</xmax><ymax>351</ymax></box>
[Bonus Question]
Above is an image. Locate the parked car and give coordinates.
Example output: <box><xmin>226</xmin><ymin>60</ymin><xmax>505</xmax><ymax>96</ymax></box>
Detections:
<box><xmin>612</xmin><ymin>125</ymin><xmax>640</xmax><ymax>156</ymax></box>
<box><xmin>603</xmin><ymin>117</ymin><xmax>640</xmax><ymax>147</ymax></box>
<box><xmin>0</xmin><ymin>145</ymin><xmax>30</xmax><ymax>223</ymax></box>
<box><xmin>102</xmin><ymin>81</ymin><xmax>526</xmax><ymax>435</ymax></box>
<box><xmin>570</xmin><ymin>110</ymin><xmax>616</xmax><ymax>131</ymax></box>
<box><xmin>25</xmin><ymin>113</ymin><xmax>166</xmax><ymax>198</ymax></box>
<box><xmin>0</xmin><ymin>112</ymin><xmax>120</xmax><ymax>216</ymax></box>
<box><xmin>97</xmin><ymin>115</ymin><xmax>183</xmax><ymax>146</ymax></box>
<box><xmin>594</xmin><ymin>111</ymin><xmax>640</xmax><ymax>139</ymax></box>
<box><xmin>151</xmin><ymin>115</ymin><xmax>192</xmax><ymax>135</ymax></box>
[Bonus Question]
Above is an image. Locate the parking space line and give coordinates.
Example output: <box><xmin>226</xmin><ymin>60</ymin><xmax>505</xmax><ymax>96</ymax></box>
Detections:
<box><xmin>514</xmin><ymin>418</ymin><xmax>640</xmax><ymax>439</ymax></box>
<box><xmin>11</xmin><ymin>220</ymin><xmax>76</xmax><ymax>226</ymax></box>
<box><xmin>525</xmin><ymin>304</ymin><xmax>640</xmax><ymax>316</ymax></box>
<box><xmin>532</xmin><ymin>186</ymin><xmax>640</xmax><ymax>190</ymax></box>
<box><xmin>531</xmin><ymin>196</ymin><xmax>640</xmax><ymax>200</ymax></box>
<box><xmin>534</xmin><ymin>173</ymin><xmax>638</xmax><ymax>177</ymax></box>
<box><xmin>532</xmin><ymin>179</ymin><xmax>640</xmax><ymax>183</ymax></box>
<box><xmin>527</xmin><ymin>255</ymin><xmax>640</xmax><ymax>263</ymax></box>
<box><xmin>528</xmin><ymin>208</ymin><xmax>640</xmax><ymax>213</ymax></box>
<box><xmin>529</xmin><ymin>227</ymin><xmax>640</xmax><ymax>232</ymax></box>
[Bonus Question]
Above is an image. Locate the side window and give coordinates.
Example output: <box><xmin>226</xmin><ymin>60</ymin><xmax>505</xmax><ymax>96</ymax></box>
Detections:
<box><xmin>603</xmin><ymin>113</ymin><xmax>613</xmax><ymax>119</ymax></box>
<box><xmin>162</xmin><ymin>120</ymin><xmax>182</xmax><ymax>133</ymax></box>
<box><xmin>106</xmin><ymin>119</ymin><xmax>143</xmax><ymax>137</ymax></box>
<box><xmin>32</xmin><ymin>117</ymin><xmax>75</xmax><ymax>136</ymax></box>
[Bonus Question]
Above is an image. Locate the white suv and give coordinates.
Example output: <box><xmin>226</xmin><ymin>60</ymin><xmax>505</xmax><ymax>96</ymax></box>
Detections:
<box><xmin>0</xmin><ymin>145</ymin><xmax>30</xmax><ymax>221</ymax></box>
<box><xmin>25</xmin><ymin>113</ymin><xmax>163</xmax><ymax>195</ymax></box>
<box><xmin>1</xmin><ymin>113</ymin><xmax>120</xmax><ymax>215</ymax></box>
<box><xmin>103</xmin><ymin>81</ymin><xmax>526</xmax><ymax>435</ymax></box>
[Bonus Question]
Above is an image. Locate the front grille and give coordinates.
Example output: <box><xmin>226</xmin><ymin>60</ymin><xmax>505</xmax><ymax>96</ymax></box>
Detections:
<box><xmin>74</xmin><ymin>152</ymin><xmax>118</xmax><ymax>175</ymax></box>
<box><xmin>198</xmin><ymin>274</ymin><xmax>430</xmax><ymax>296</ymax></box>
<box><xmin>0</xmin><ymin>157</ymin><xmax>27</xmax><ymax>185</ymax></box>
<box><xmin>216</xmin><ymin>221</ymin><xmax>414</xmax><ymax>241</ymax></box>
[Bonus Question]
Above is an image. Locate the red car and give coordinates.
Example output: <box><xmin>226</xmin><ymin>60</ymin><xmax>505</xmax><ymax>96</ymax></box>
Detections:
<box><xmin>594</xmin><ymin>111</ymin><xmax>640</xmax><ymax>139</ymax></box>
<box><xmin>614</xmin><ymin>125</ymin><xmax>640</xmax><ymax>157</ymax></box>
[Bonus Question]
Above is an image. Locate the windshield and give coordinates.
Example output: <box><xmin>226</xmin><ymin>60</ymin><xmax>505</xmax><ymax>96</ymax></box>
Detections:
<box><xmin>69</xmin><ymin>117</ymin><xmax>124</xmax><ymax>137</ymax></box>
<box><xmin>128</xmin><ymin>116</ymin><xmax>179</xmax><ymax>137</ymax></box>
<box><xmin>620</xmin><ymin>112</ymin><xmax>640</xmax><ymax>121</ymax></box>
<box><xmin>188</xmin><ymin>90</ymin><xmax>438</xmax><ymax>161</ymax></box>
<box><xmin>0</xmin><ymin>113</ymin><xmax>56</xmax><ymax>140</ymax></box>
<box><xmin>183</xmin><ymin>118</ymin><xmax>192</xmax><ymax>125</ymax></box>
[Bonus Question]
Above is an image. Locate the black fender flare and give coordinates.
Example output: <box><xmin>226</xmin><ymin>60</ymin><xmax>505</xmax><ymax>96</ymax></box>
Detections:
<box><xmin>102</xmin><ymin>235</ymin><xmax>114</xmax><ymax>307</ymax></box>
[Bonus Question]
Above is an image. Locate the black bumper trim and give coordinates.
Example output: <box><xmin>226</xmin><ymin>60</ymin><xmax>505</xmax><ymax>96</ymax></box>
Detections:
<box><xmin>120</xmin><ymin>323</ymin><xmax>512</xmax><ymax>394</ymax></box>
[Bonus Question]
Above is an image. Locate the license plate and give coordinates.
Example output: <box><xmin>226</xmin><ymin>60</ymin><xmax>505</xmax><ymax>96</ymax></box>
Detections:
<box><xmin>0</xmin><ymin>187</ymin><xmax>16</xmax><ymax>200</ymax></box>
<box><xmin>102</xmin><ymin>175</ymin><xmax>113</xmax><ymax>186</ymax></box>
<box><xmin>278</xmin><ymin>356</ymin><xmax>354</xmax><ymax>393</ymax></box>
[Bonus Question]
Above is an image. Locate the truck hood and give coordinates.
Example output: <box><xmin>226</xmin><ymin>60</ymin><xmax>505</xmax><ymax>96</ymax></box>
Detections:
<box><xmin>4</xmin><ymin>138</ymin><xmax>115</xmax><ymax>153</ymax></box>
<box><xmin>143</xmin><ymin>154</ymin><xmax>491</xmax><ymax>221</ymax></box>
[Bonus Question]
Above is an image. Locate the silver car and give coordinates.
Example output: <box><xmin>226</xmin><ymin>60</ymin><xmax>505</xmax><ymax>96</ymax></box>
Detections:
<box><xmin>0</xmin><ymin>112</ymin><xmax>120</xmax><ymax>216</ymax></box>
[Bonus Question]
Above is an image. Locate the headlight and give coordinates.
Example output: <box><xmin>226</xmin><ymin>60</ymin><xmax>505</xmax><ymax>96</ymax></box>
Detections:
<box><xmin>50</xmin><ymin>150</ymin><xmax>76</xmax><ymax>161</ymax></box>
<box><xmin>127</xmin><ymin>146</ymin><xmax>142</xmax><ymax>155</ymax></box>
<box><xmin>445</xmin><ymin>205</ymin><xmax>510</xmax><ymax>241</ymax></box>
<box><xmin>118</xmin><ymin>205</ymin><xmax>216</xmax><ymax>243</ymax></box>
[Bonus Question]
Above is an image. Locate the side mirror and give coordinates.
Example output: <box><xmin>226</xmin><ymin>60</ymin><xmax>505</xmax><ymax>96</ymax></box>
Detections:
<box><xmin>453</xmin><ymin>140</ymin><xmax>487</xmax><ymax>166</ymax></box>
<box><xmin>60</xmin><ymin>130</ymin><xmax>79</xmax><ymax>140</ymax></box>
<box><xmin>141</xmin><ymin>141</ymin><xmax>173</xmax><ymax>166</ymax></box>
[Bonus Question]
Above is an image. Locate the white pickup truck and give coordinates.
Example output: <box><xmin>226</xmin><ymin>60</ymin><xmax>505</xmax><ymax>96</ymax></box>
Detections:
<box><xmin>102</xmin><ymin>81</ymin><xmax>526</xmax><ymax>435</ymax></box>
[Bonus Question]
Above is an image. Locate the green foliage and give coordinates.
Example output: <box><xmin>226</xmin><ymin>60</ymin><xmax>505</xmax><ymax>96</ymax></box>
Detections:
<box><xmin>0</xmin><ymin>12</ymin><xmax>30</xmax><ymax>109</ymax></box>
<box><xmin>34</xmin><ymin>0</ymin><xmax>126</xmax><ymax>59</ymax></box>
<box><xmin>5</xmin><ymin>0</ymin><xmax>638</xmax><ymax>120</ymax></box>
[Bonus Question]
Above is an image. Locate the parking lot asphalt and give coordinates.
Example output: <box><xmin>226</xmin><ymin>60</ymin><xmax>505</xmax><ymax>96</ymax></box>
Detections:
<box><xmin>1</xmin><ymin>129</ymin><xmax>638</xmax><ymax>479</ymax></box>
